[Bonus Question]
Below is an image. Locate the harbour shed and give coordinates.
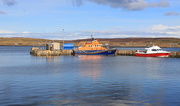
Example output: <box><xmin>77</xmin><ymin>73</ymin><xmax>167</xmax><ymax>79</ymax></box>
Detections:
<box><xmin>46</xmin><ymin>42</ymin><xmax>60</xmax><ymax>50</ymax></box>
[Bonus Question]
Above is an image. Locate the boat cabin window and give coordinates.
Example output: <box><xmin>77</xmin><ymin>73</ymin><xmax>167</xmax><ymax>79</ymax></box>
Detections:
<box><xmin>152</xmin><ymin>49</ymin><xmax>157</xmax><ymax>51</ymax></box>
<box><xmin>88</xmin><ymin>45</ymin><xmax>93</xmax><ymax>47</ymax></box>
<box><xmin>95</xmin><ymin>45</ymin><xmax>101</xmax><ymax>47</ymax></box>
<box><xmin>157</xmin><ymin>49</ymin><xmax>162</xmax><ymax>51</ymax></box>
<box><xmin>152</xmin><ymin>49</ymin><xmax>163</xmax><ymax>51</ymax></box>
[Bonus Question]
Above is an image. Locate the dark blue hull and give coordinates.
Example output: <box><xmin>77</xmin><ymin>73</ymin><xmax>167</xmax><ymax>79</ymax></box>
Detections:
<box><xmin>75</xmin><ymin>49</ymin><xmax>117</xmax><ymax>55</ymax></box>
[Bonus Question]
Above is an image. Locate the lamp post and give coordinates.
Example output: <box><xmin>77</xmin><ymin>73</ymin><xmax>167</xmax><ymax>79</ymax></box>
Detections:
<box><xmin>62</xmin><ymin>28</ymin><xmax>64</xmax><ymax>50</ymax></box>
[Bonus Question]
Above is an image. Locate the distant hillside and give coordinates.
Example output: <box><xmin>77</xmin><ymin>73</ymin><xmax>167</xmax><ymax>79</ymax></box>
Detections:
<box><xmin>0</xmin><ymin>37</ymin><xmax>179</xmax><ymax>47</ymax></box>
<box><xmin>71</xmin><ymin>37</ymin><xmax>180</xmax><ymax>47</ymax></box>
<box><xmin>0</xmin><ymin>37</ymin><xmax>61</xmax><ymax>46</ymax></box>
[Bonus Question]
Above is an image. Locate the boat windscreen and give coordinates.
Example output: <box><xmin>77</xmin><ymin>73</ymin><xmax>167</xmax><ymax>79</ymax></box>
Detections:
<box><xmin>79</xmin><ymin>43</ymin><xmax>85</xmax><ymax>47</ymax></box>
<box><xmin>152</xmin><ymin>49</ymin><xmax>157</xmax><ymax>51</ymax></box>
<box><xmin>157</xmin><ymin>49</ymin><xmax>163</xmax><ymax>51</ymax></box>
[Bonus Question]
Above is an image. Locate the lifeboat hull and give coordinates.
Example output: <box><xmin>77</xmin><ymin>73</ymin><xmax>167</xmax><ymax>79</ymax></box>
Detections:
<box><xmin>75</xmin><ymin>49</ymin><xmax>117</xmax><ymax>55</ymax></box>
<box><xmin>135</xmin><ymin>53</ymin><xmax>170</xmax><ymax>57</ymax></box>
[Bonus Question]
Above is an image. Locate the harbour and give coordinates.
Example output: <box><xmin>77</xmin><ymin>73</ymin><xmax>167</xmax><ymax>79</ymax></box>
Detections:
<box><xmin>29</xmin><ymin>37</ymin><xmax>180</xmax><ymax>57</ymax></box>
<box><xmin>0</xmin><ymin>46</ymin><xmax>180</xmax><ymax>106</ymax></box>
<box><xmin>1</xmin><ymin>0</ymin><xmax>180</xmax><ymax>105</ymax></box>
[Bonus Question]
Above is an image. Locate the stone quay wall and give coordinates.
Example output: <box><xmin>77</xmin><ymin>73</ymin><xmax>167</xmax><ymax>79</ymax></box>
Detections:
<box><xmin>30</xmin><ymin>47</ymin><xmax>180</xmax><ymax>58</ymax></box>
<box><xmin>116</xmin><ymin>50</ymin><xmax>180</xmax><ymax>58</ymax></box>
<box><xmin>30</xmin><ymin>47</ymin><xmax>73</xmax><ymax>56</ymax></box>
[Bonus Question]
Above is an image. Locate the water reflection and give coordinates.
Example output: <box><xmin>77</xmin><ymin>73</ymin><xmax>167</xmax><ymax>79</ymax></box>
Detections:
<box><xmin>78</xmin><ymin>55</ymin><xmax>103</xmax><ymax>60</ymax></box>
<box><xmin>45</xmin><ymin>56</ymin><xmax>61</xmax><ymax>62</ymax></box>
<box><xmin>145</xmin><ymin>57</ymin><xmax>164</xmax><ymax>78</ymax></box>
<box><xmin>144</xmin><ymin>57</ymin><xmax>180</xmax><ymax>80</ymax></box>
<box><xmin>77</xmin><ymin>55</ymin><xmax>103</xmax><ymax>79</ymax></box>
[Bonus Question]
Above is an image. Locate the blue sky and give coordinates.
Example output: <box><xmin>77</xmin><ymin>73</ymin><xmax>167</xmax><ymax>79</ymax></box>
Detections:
<box><xmin>0</xmin><ymin>0</ymin><xmax>179</xmax><ymax>40</ymax></box>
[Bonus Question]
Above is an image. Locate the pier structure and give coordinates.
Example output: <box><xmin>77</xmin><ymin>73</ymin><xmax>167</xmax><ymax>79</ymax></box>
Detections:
<box><xmin>30</xmin><ymin>47</ymin><xmax>180</xmax><ymax>58</ymax></box>
<box><xmin>30</xmin><ymin>47</ymin><xmax>73</xmax><ymax>56</ymax></box>
<box><xmin>115</xmin><ymin>50</ymin><xmax>180</xmax><ymax>58</ymax></box>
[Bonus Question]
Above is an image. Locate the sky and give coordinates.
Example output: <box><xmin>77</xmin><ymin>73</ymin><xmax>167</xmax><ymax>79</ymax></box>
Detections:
<box><xmin>0</xmin><ymin>0</ymin><xmax>180</xmax><ymax>40</ymax></box>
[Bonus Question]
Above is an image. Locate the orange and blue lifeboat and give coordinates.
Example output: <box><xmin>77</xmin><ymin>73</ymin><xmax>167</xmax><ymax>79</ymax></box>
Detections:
<box><xmin>74</xmin><ymin>39</ymin><xmax>117</xmax><ymax>55</ymax></box>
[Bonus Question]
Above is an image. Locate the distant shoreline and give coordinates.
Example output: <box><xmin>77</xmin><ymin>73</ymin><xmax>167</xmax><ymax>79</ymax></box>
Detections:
<box><xmin>0</xmin><ymin>37</ymin><xmax>179</xmax><ymax>48</ymax></box>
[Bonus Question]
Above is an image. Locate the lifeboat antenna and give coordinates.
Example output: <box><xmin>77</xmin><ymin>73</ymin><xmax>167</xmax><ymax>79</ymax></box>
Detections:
<box><xmin>91</xmin><ymin>34</ymin><xmax>95</xmax><ymax>41</ymax></box>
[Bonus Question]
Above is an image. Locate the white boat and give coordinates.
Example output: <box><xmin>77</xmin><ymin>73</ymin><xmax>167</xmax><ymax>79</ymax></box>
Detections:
<box><xmin>135</xmin><ymin>45</ymin><xmax>170</xmax><ymax>57</ymax></box>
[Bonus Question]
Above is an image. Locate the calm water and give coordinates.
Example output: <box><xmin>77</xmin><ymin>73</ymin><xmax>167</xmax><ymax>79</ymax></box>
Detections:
<box><xmin>0</xmin><ymin>46</ymin><xmax>180</xmax><ymax>106</ymax></box>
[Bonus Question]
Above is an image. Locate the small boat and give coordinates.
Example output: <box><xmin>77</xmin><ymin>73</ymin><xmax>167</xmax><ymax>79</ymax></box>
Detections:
<box><xmin>135</xmin><ymin>45</ymin><xmax>170</xmax><ymax>57</ymax></box>
<box><xmin>74</xmin><ymin>36</ymin><xmax>117</xmax><ymax>55</ymax></box>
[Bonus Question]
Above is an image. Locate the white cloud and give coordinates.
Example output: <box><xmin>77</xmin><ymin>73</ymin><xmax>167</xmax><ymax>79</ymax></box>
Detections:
<box><xmin>151</xmin><ymin>24</ymin><xmax>180</xmax><ymax>36</ymax></box>
<box><xmin>0</xmin><ymin>30</ymin><xmax>16</xmax><ymax>33</ymax></box>
<box><xmin>0</xmin><ymin>10</ymin><xmax>6</xmax><ymax>14</ymax></box>
<box><xmin>151</xmin><ymin>24</ymin><xmax>169</xmax><ymax>30</ymax></box>
<box><xmin>23</xmin><ymin>31</ymin><xmax>30</xmax><ymax>34</ymax></box>
<box><xmin>0</xmin><ymin>26</ymin><xmax>179</xmax><ymax>40</ymax></box>
<box><xmin>0</xmin><ymin>0</ymin><xmax>17</xmax><ymax>6</ymax></box>
<box><xmin>72</xmin><ymin>0</ymin><xmax>170</xmax><ymax>11</ymax></box>
<box><xmin>164</xmin><ymin>11</ymin><xmax>180</xmax><ymax>16</ymax></box>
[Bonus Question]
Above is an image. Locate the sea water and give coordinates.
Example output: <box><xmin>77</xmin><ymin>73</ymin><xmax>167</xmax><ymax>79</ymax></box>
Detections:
<box><xmin>0</xmin><ymin>46</ymin><xmax>180</xmax><ymax>106</ymax></box>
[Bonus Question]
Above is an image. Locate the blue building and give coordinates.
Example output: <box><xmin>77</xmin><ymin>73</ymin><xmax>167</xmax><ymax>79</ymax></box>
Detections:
<box><xmin>63</xmin><ymin>43</ymin><xmax>74</xmax><ymax>50</ymax></box>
